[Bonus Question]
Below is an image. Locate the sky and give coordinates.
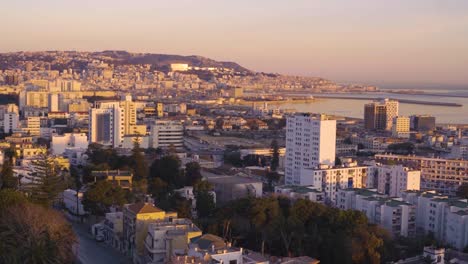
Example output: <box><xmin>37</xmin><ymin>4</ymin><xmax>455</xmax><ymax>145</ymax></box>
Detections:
<box><xmin>1</xmin><ymin>0</ymin><xmax>467</xmax><ymax>88</ymax></box>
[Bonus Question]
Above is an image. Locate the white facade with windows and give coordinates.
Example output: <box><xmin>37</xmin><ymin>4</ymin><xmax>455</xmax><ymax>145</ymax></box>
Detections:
<box><xmin>367</xmin><ymin>163</ymin><xmax>421</xmax><ymax>198</ymax></box>
<box><xmin>285</xmin><ymin>113</ymin><xmax>336</xmax><ymax>185</ymax></box>
<box><xmin>51</xmin><ymin>133</ymin><xmax>88</xmax><ymax>155</ymax></box>
<box><xmin>150</xmin><ymin>120</ymin><xmax>184</xmax><ymax>149</ymax></box>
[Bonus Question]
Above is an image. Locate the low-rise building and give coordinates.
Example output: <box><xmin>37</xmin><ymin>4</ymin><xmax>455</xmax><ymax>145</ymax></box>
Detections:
<box><xmin>274</xmin><ymin>185</ymin><xmax>324</xmax><ymax>203</ymax></box>
<box><xmin>91</xmin><ymin>170</ymin><xmax>133</xmax><ymax>190</ymax></box>
<box><xmin>144</xmin><ymin>218</ymin><xmax>202</xmax><ymax>263</ymax></box>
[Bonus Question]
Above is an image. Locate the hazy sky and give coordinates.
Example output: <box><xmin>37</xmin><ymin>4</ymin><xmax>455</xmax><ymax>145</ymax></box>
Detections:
<box><xmin>1</xmin><ymin>0</ymin><xmax>467</xmax><ymax>87</ymax></box>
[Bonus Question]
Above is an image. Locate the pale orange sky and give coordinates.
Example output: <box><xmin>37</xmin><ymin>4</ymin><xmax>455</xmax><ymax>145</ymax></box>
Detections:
<box><xmin>1</xmin><ymin>0</ymin><xmax>467</xmax><ymax>87</ymax></box>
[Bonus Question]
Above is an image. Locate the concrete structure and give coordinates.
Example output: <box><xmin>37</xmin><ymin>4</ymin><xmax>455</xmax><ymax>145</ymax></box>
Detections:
<box><xmin>150</xmin><ymin>120</ymin><xmax>184</xmax><ymax>149</ymax></box>
<box><xmin>170</xmin><ymin>63</ymin><xmax>189</xmax><ymax>72</ymax></box>
<box><xmin>337</xmin><ymin>188</ymin><xmax>416</xmax><ymax>237</ymax></box>
<box><xmin>144</xmin><ymin>218</ymin><xmax>202</xmax><ymax>263</ymax></box>
<box><xmin>122</xmin><ymin>202</ymin><xmax>178</xmax><ymax>262</ymax></box>
<box><xmin>3</xmin><ymin>112</ymin><xmax>19</xmax><ymax>133</ymax></box>
<box><xmin>367</xmin><ymin>163</ymin><xmax>421</xmax><ymax>198</ymax></box>
<box><xmin>203</xmin><ymin>169</ymin><xmax>262</xmax><ymax>205</ymax></box>
<box><xmin>285</xmin><ymin>113</ymin><xmax>336</xmax><ymax>185</ymax></box>
<box><xmin>91</xmin><ymin>170</ymin><xmax>133</xmax><ymax>190</ymax></box>
<box><xmin>364</xmin><ymin>99</ymin><xmax>399</xmax><ymax>131</ymax></box>
<box><xmin>411</xmin><ymin>115</ymin><xmax>436</xmax><ymax>132</ymax></box>
<box><xmin>299</xmin><ymin>161</ymin><xmax>368</xmax><ymax>203</ymax></box>
<box><xmin>376</xmin><ymin>154</ymin><xmax>468</xmax><ymax>195</ymax></box>
<box><xmin>274</xmin><ymin>185</ymin><xmax>324</xmax><ymax>203</ymax></box>
<box><xmin>23</xmin><ymin>116</ymin><xmax>41</xmax><ymax>136</ymax></box>
<box><xmin>51</xmin><ymin>133</ymin><xmax>88</xmax><ymax>155</ymax></box>
<box><xmin>392</xmin><ymin>116</ymin><xmax>410</xmax><ymax>138</ymax></box>
<box><xmin>89</xmin><ymin>106</ymin><xmax>123</xmax><ymax>147</ymax></box>
<box><xmin>401</xmin><ymin>190</ymin><xmax>468</xmax><ymax>250</ymax></box>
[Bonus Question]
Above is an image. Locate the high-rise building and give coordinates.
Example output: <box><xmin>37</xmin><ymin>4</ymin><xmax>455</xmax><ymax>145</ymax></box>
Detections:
<box><xmin>96</xmin><ymin>95</ymin><xmax>136</xmax><ymax>136</ymax></box>
<box><xmin>3</xmin><ymin>112</ymin><xmax>19</xmax><ymax>133</ymax></box>
<box><xmin>364</xmin><ymin>99</ymin><xmax>399</xmax><ymax>130</ymax></box>
<box><xmin>392</xmin><ymin>116</ymin><xmax>410</xmax><ymax>138</ymax></box>
<box><xmin>411</xmin><ymin>115</ymin><xmax>436</xmax><ymax>132</ymax></box>
<box><xmin>48</xmin><ymin>93</ymin><xmax>60</xmax><ymax>112</ymax></box>
<box><xmin>23</xmin><ymin>116</ymin><xmax>41</xmax><ymax>136</ymax></box>
<box><xmin>89</xmin><ymin>107</ymin><xmax>123</xmax><ymax>147</ymax></box>
<box><xmin>285</xmin><ymin>113</ymin><xmax>336</xmax><ymax>185</ymax></box>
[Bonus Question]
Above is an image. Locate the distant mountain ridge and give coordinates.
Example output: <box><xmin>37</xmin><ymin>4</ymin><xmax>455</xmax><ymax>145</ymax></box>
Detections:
<box><xmin>96</xmin><ymin>50</ymin><xmax>250</xmax><ymax>72</ymax></box>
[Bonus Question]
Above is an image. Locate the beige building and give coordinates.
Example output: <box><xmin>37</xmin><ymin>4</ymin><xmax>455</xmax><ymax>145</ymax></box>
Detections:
<box><xmin>392</xmin><ymin>116</ymin><xmax>410</xmax><ymax>138</ymax></box>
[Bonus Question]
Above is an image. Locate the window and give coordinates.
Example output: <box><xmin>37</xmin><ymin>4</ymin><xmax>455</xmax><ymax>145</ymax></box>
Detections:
<box><xmin>229</xmin><ymin>261</ymin><xmax>237</xmax><ymax>264</ymax></box>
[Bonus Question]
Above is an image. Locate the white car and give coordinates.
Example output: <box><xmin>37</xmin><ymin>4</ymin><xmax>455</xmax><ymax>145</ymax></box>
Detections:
<box><xmin>95</xmin><ymin>234</ymin><xmax>104</xmax><ymax>242</ymax></box>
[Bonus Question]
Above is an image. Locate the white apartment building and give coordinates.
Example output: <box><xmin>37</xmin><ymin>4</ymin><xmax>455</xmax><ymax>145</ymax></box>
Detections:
<box><xmin>150</xmin><ymin>120</ymin><xmax>184</xmax><ymax>149</ymax></box>
<box><xmin>51</xmin><ymin>133</ymin><xmax>88</xmax><ymax>155</ymax></box>
<box><xmin>392</xmin><ymin>116</ymin><xmax>411</xmax><ymax>138</ymax></box>
<box><xmin>300</xmin><ymin>162</ymin><xmax>368</xmax><ymax>203</ymax></box>
<box><xmin>274</xmin><ymin>185</ymin><xmax>324</xmax><ymax>203</ymax></box>
<box><xmin>3</xmin><ymin>112</ymin><xmax>19</xmax><ymax>133</ymax></box>
<box><xmin>63</xmin><ymin>147</ymin><xmax>88</xmax><ymax>166</ymax></box>
<box><xmin>337</xmin><ymin>188</ymin><xmax>416</xmax><ymax>237</ymax></box>
<box><xmin>376</xmin><ymin>154</ymin><xmax>468</xmax><ymax>195</ymax></box>
<box><xmin>95</xmin><ymin>94</ymin><xmax>136</xmax><ymax>136</ymax></box>
<box><xmin>285</xmin><ymin>113</ymin><xmax>336</xmax><ymax>185</ymax></box>
<box><xmin>401</xmin><ymin>190</ymin><xmax>468</xmax><ymax>250</ymax></box>
<box><xmin>367</xmin><ymin>163</ymin><xmax>421</xmax><ymax>198</ymax></box>
<box><xmin>89</xmin><ymin>107</ymin><xmax>123</xmax><ymax>147</ymax></box>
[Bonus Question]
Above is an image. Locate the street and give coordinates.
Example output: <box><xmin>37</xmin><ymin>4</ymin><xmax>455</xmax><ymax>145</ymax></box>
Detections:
<box><xmin>72</xmin><ymin>222</ymin><xmax>132</xmax><ymax>264</ymax></box>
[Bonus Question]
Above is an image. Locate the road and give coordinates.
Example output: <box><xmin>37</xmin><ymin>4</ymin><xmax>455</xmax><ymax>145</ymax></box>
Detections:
<box><xmin>72</xmin><ymin>222</ymin><xmax>132</xmax><ymax>264</ymax></box>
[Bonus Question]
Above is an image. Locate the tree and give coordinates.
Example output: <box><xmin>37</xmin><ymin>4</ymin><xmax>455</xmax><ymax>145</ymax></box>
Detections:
<box><xmin>196</xmin><ymin>190</ymin><xmax>216</xmax><ymax>218</ymax></box>
<box><xmin>457</xmin><ymin>184</ymin><xmax>468</xmax><ymax>199</ymax></box>
<box><xmin>0</xmin><ymin>203</ymin><xmax>76</xmax><ymax>263</ymax></box>
<box><xmin>185</xmin><ymin>162</ymin><xmax>202</xmax><ymax>186</ymax></box>
<box><xmin>194</xmin><ymin>180</ymin><xmax>215</xmax><ymax>218</ymax></box>
<box><xmin>131</xmin><ymin>178</ymin><xmax>149</xmax><ymax>202</ymax></box>
<box><xmin>82</xmin><ymin>181</ymin><xmax>127</xmax><ymax>216</ymax></box>
<box><xmin>0</xmin><ymin>189</ymin><xmax>27</xmax><ymax>211</ymax></box>
<box><xmin>131</xmin><ymin>140</ymin><xmax>148</xmax><ymax>180</ymax></box>
<box><xmin>265</xmin><ymin>171</ymin><xmax>280</xmax><ymax>192</ymax></box>
<box><xmin>270</xmin><ymin>139</ymin><xmax>280</xmax><ymax>172</ymax></box>
<box><xmin>149</xmin><ymin>155</ymin><xmax>185</xmax><ymax>189</ymax></box>
<box><xmin>0</xmin><ymin>158</ymin><xmax>17</xmax><ymax>189</ymax></box>
<box><xmin>28</xmin><ymin>154</ymin><xmax>66</xmax><ymax>207</ymax></box>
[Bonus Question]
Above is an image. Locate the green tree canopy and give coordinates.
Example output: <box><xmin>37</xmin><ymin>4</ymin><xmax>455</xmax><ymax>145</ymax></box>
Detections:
<box><xmin>185</xmin><ymin>161</ymin><xmax>202</xmax><ymax>186</ymax></box>
<box><xmin>270</xmin><ymin>139</ymin><xmax>280</xmax><ymax>172</ymax></box>
<box><xmin>28</xmin><ymin>154</ymin><xmax>66</xmax><ymax>207</ymax></box>
<box><xmin>131</xmin><ymin>141</ymin><xmax>148</xmax><ymax>180</ymax></box>
<box><xmin>0</xmin><ymin>158</ymin><xmax>17</xmax><ymax>190</ymax></box>
<box><xmin>82</xmin><ymin>180</ymin><xmax>127</xmax><ymax>216</ymax></box>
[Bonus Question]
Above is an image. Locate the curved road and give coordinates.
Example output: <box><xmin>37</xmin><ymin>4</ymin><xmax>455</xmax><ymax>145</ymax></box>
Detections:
<box><xmin>72</xmin><ymin>222</ymin><xmax>132</xmax><ymax>264</ymax></box>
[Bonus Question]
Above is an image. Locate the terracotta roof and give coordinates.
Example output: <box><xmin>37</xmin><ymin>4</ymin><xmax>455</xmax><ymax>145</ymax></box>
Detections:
<box><xmin>127</xmin><ymin>202</ymin><xmax>163</xmax><ymax>214</ymax></box>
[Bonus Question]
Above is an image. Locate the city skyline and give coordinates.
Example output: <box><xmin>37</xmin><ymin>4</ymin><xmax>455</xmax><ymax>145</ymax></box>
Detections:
<box><xmin>1</xmin><ymin>0</ymin><xmax>467</xmax><ymax>88</ymax></box>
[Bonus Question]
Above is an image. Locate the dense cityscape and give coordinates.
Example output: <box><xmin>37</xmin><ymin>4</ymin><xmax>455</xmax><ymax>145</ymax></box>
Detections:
<box><xmin>1</xmin><ymin>1</ymin><xmax>468</xmax><ymax>264</ymax></box>
<box><xmin>0</xmin><ymin>49</ymin><xmax>467</xmax><ymax>264</ymax></box>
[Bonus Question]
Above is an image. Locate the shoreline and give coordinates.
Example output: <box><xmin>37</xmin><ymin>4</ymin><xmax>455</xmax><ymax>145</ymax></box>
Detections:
<box><xmin>241</xmin><ymin>95</ymin><xmax>462</xmax><ymax>107</ymax></box>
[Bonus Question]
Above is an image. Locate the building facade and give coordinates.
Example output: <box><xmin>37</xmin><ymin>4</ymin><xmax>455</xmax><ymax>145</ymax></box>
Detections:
<box><xmin>285</xmin><ymin>113</ymin><xmax>336</xmax><ymax>185</ymax></box>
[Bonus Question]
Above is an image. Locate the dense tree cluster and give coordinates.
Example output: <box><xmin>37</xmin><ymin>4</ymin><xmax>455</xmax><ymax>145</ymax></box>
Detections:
<box><xmin>207</xmin><ymin>197</ymin><xmax>397</xmax><ymax>264</ymax></box>
<box><xmin>0</xmin><ymin>190</ymin><xmax>76</xmax><ymax>263</ymax></box>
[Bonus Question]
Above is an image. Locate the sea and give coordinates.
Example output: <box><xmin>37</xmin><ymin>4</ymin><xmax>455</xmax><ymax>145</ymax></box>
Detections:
<box><xmin>277</xmin><ymin>88</ymin><xmax>468</xmax><ymax>124</ymax></box>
